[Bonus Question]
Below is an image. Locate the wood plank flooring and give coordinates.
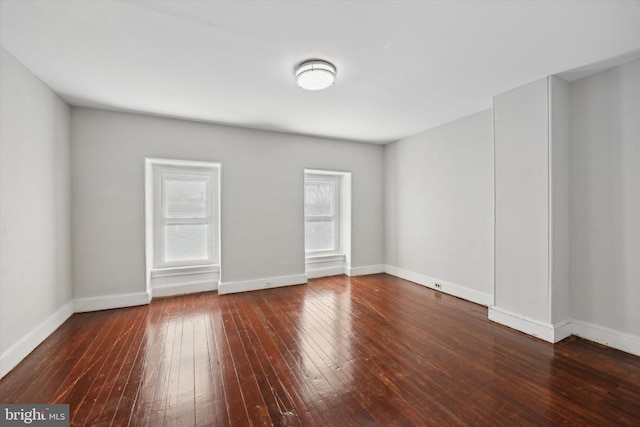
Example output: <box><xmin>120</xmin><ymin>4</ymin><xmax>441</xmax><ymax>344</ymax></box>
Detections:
<box><xmin>1</xmin><ymin>274</ymin><xmax>639</xmax><ymax>426</ymax></box>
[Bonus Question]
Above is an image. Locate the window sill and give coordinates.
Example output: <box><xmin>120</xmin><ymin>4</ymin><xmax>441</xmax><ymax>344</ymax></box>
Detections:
<box><xmin>305</xmin><ymin>253</ymin><xmax>345</xmax><ymax>264</ymax></box>
<box><xmin>151</xmin><ymin>264</ymin><xmax>219</xmax><ymax>279</ymax></box>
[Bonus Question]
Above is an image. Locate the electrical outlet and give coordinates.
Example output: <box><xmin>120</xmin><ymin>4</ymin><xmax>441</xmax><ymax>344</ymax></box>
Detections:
<box><xmin>434</xmin><ymin>283</ymin><xmax>442</xmax><ymax>289</ymax></box>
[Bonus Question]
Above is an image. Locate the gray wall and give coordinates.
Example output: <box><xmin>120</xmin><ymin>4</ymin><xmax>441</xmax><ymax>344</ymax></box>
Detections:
<box><xmin>570</xmin><ymin>59</ymin><xmax>640</xmax><ymax>337</ymax></box>
<box><xmin>71</xmin><ymin>108</ymin><xmax>384</xmax><ymax>298</ymax></box>
<box><xmin>0</xmin><ymin>49</ymin><xmax>72</xmax><ymax>362</ymax></box>
<box><xmin>492</xmin><ymin>76</ymin><xmax>572</xmax><ymax>343</ymax></box>
<box><xmin>550</xmin><ymin>76</ymin><xmax>571</xmax><ymax>325</ymax></box>
<box><xmin>384</xmin><ymin>109</ymin><xmax>494</xmax><ymax>300</ymax></box>
<box><xmin>494</xmin><ymin>78</ymin><xmax>551</xmax><ymax>322</ymax></box>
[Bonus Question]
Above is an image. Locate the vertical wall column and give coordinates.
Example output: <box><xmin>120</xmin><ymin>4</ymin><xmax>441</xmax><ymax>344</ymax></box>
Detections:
<box><xmin>490</xmin><ymin>76</ymin><xmax>571</xmax><ymax>343</ymax></box>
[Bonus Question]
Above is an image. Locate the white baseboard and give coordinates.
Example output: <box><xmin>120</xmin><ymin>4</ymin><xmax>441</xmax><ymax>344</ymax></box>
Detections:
<box><xmin>152</xmin><ymin>280</ymin><xmax>218</xmax><ymax>298</ymax></box>
<box><xmin>488</xmin><ymin>306</ymin><xmax>555</xmax><ymax>342</ymax></box>
<box><xmin>306</xmin><ymin>266</ymin><xmax>346</xmax><ymax>279</ymax></box>
<box><xmin>488</xmin><ymin>306</ymin><xmax>574</xmax><ymax>343</ymax></box>
<box><xmin>218</xmin><ymin>274</ymin><xmax>308</xmax><ymax>295</ymax></box>
<box><xmin>553</xmin><ymin>318</ymin><xmax>574</xmax><ymax>342</ymax></box>
<box><xmin>73</xmin><ymin>291</ymin><xmax>151</xmax><ymax>313</ymax></box>
<box><xmin>488</xmin><ymin>308</ymin><xmax>640</xmax><ymax>355</ymax></box>
<box><xmin>348</xmin><ymin>264</ymin><xmax>385</xmax><ymax>277</ymax></box>
<box><xmin>572</xmin><ymin>319</ymin><xmax>640</xmax><ymax>357</ymax></box>
<box><xmin>0</xmin><ymin>301</ymin><xmax>74</xmax><ymax>379</ymax></box>
<box><xmin>384</xmin><ymin>265</ymin><xmax>493</xmax><ymax>306</ymax></box>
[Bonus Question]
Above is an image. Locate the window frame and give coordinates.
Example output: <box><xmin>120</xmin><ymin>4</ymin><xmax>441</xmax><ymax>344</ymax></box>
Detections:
<box><xmin>304</xmin><ymin>172</ymin><xmax>342</xmax><ymax>256</ymax></box>
<box><xmin>151</xmin><ymin>162</ymin><xmax>219</xmax><ymax>270</ymax></box>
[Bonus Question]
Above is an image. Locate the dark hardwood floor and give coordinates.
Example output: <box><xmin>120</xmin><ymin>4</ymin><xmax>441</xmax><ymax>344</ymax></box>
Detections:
<box><xmin>1</xmin><ymin>274</ymin><xmax>639</xmax><ymax>426</ymax></box>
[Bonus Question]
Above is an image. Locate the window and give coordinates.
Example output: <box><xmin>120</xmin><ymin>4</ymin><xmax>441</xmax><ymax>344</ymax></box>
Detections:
<box><xmin>151</xmin><ymin>162</ymin><xmax>219</xmax><ymax>269</ymax></box>
<box><xmin>304</xmin><ymin>169</ymin><xmax>351</xmax><ymax>279</ymax></box>
<box><xmin>305</xmin><ymin>173</ymin><xmax>341</xmax><ymax>255</ymax></box>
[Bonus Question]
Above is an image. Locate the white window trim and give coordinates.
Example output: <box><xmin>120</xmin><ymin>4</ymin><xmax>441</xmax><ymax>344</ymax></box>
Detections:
<box><xmin>305</xmin><ymin>254</ymin><xmax>346</xmax><ymax>264</ymax></box>
<box><xmin>153</xmin><ymin>165</ymin><xmax>217</xmax><ymax>269</ymax></box>
<box><xmin>149</xmin><ymin>264</ymin><xmax>220</xmax><ymax>279</ymax></box>
<box><xmin>304</xmin><ymin>169</ymin><xmax>352</xmax><ymax>279</ymax></box>
<box><xmin>304</xmin><ymin>172</ymin><xmax>342</xmax><ymax>257</ymax></box>
<box><xmin>145</xmin><ymin>158</ymin><xmax>221</xmax><ymax>293</ymax></box>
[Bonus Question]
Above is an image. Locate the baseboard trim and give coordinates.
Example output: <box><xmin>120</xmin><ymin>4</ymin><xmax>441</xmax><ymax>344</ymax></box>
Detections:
<box><xmin>0</xmin><ymin>301</ymin><xmax>74</xmax><ymax>379</ymax></box>
<box><xmin>384</xmin><ymin>265</ymin><xmax>493</xmax><ymax>306</ymax></box>
<box><xmin>553</xmin><ymin>318</ymin><xmax>574</xmax><ymax>342</ymax></box>
<box><xmin>73</xmin><ymin>291</ymin><xmax>151</xmax><ymax>313</ymax></box>
<box><xmin>488</xmin><ymin>306</ymin><xmax>559</xmax><ymax>343</ymax></box>
<box><xmin>486</xmin><ymin>307</ymin><xmax>640</xmax><ymax>354</ymax></box>
<box><xmin>572</xmin><ymin>319</ymin><xmax>640</xmax><ymax>357</ymax></box>
<box><xmin>306</xmin><ymin>266</ymin><xmax>346</xmax><ymax>279</ymax></box>
<box><xmin>218</xmin><ymin>274</ymin><xmax>308</xmax><ymax>295</ymax></box>
<box><xmin>152</xmin><ymin>280</ymin><xmax>218</xmax><ymax>298</ymax></box>
<box><xmin>348</xmin><ymin>264</ymin><xmax>385</xmax><ymax>277</ymax></box>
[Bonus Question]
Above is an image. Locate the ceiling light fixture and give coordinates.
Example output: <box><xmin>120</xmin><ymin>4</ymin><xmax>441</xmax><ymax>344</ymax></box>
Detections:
<box><xmin>295</xmin><ymin>60</ymin><xmax>336</xmax><ymax>91</ymax></box>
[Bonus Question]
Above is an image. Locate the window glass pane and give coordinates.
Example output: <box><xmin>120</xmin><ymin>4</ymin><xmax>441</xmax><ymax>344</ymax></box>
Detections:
<box><xmin>305</xmin><ymin>182</ymin><xmax>334</xmax><ymax>216</ymax></box>
<box><xmin>164</xmin><ymin>176</ymin><xmax>208</xmax><ymax>218</ymax></box>
<box><xmin>165</xmin><ymin>224</ymin><xmax>209</xmax><ymax>262</ymax></box>
<box><xmin>305</xmin><ymin>220</ymin><xmax>334</xmax><ymax>251</ymax></box>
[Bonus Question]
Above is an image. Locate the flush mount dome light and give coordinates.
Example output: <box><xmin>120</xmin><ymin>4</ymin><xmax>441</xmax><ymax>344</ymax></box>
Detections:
<box><xmin>295</xmin><ymin>60</ymin><xmax>336</xmax><ymax>91</ymax></box>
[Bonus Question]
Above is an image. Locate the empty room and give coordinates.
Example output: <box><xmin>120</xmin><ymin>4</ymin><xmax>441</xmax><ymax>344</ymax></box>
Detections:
<box><xmin>1</xmin><ymin>1</ymin><xmax>639</xmax><ymax>426</ymax></box>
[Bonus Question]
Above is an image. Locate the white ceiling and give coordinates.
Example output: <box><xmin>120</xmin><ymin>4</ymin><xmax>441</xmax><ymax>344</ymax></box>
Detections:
<box><xmin>1</xmin><ymin>1</ymin><xmax>640</xmax><ymax>144</ymax></box>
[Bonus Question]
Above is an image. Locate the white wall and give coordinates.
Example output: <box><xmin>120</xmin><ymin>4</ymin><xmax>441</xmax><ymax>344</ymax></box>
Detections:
<box><xmin>0</xmin><ymin>49</ymin><xmax>72</xmax><ymax>377</ymax></box>
<box><xmin>570</xmin><ymin>59</ymin><xmax>640</xmax><ymax>338</ymax></box>
<box><xmin>384</xmin><ymin>109</ymin><xmax>494</xmax><ymax>305</ymax></box>
<box><xmin>71</xmin><ymin>108</ymin><xmax>384</xmax><ymax>299</ymax></box>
